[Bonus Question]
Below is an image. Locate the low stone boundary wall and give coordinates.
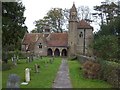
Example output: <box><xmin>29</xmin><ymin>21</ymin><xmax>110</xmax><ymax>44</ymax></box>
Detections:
<box><xmin>77</xmin><ymin>55</ymin><xmax>96</xmax><ymax>64</ymax></box>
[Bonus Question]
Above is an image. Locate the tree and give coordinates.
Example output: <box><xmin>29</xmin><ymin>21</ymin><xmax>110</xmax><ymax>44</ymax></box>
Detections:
<box><xmin>78</xmin><ymin>6</ymin><xmax>91</xmax><ymax>20</ymax></box>
<box><xmin>93</xmin><ymin>1</ymin><xmax>119</xmax><ymax>25</ymax></box>
<box><xmin>93</xmin><ymin>15</ymin><xmax>120</xmax><ymax>62</ymax></box>
<box><xmin>33</xmin><ymin>8</ymin><xmax>65</xmax><ymax>33</ymax></box>
<box><xmin>93</xmin><ymin>35</ymin><xmax>118</xmax><ymax>61</ymax></box>
<box><xmin>47</xmin><ymin>8</ymin><xmax>65</xmax><ymax>33</ymax></box>
<box><xmin>2</xmin><ymin>1</ymin><xmax>28</xmax><ymax>51</ymax></box>
<box><xmin>33</xmin><ymin>16</ymin><xmax>49</xmax><ymax>33</ymax></box>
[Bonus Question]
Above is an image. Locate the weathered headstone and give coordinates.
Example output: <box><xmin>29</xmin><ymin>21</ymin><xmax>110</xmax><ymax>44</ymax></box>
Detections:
<box><xmin>34</xmin><ymin>64</ymin><xmax>40</xmax><ymax>73</ymax></box>
<box><xmin>25</xmin><ymin>68</ymin><xmax>30</xmax><ymax>82</ymax></box>
<box><xmin>6</xmin><ymin>74</ymin><xmax>20</xmax><ymax>88</ymax></box>
<box><xmin>16</xmin><ymin>55</ymin><xmax>19</xmax><ymax>61</ymax></box>
<box><xmin>30</xmin><ymin>55</ymin><xmax>33</xmax><ymax>62</ymax></box>
<box><xmin>49</xmin><ymin>58</ymin><xmax>53</xmax><ymax>64</ymax></box>
<box><xmin>26</xmin><ymin>56</ymin><xmax>30</xmax><ymax>63</ymax></box>
<box><xmin>13</xmin><ymin>55</ymin><xmax>17</xmax><ymax>66</ymax></box>
<box><xmin>11</xmin><ymin>57</ymin><xmax>14</xmax><ymax>62</ymax></box>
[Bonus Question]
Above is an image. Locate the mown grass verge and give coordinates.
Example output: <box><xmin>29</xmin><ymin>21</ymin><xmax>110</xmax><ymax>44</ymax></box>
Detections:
<box><xmin>68</xmin><ymin>60</ymin><xmax>112</xmax><ymax>88</ymax></box>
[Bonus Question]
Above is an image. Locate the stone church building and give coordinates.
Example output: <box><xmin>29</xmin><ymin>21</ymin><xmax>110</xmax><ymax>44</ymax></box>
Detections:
<box><xmin>21</xmin><ymin>3</ymin><xmax>93</xmax><ymax>57</ymax></box>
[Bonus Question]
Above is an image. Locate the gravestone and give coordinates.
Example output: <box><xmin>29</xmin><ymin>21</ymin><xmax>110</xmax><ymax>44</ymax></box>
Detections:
<box><xmin>6</xmin><ymin>74</ymin><xmax>20</xmax><ymax>88</ymax></box>
<box><xmin>13</xmin><ymin>55</ymin><xmax>17</xmax><ymax>66</ymax></box>
<box><xmin>30</xmin><ymin>55</ymin><xmax>33</xmax><ymax>62</ymax></box>
<box><xmin>11</xmin><ymin>57</ymin><xmax>14</xmax><ymax>62</ymax></box>
<box><xmin>49</xmin><ymin>58</ymin><xmax>53</xmax><ymax>64</ymax></box>
<box><xmin>34</xmin><ymin>64</ymin><xmax>40</xmax><ymax>73</ymax></box>
<box><xmin>16</xmin><ymin>55</ymin><xmax>19</xmax><ymax>61</ymax></box>
<box><xmin>25</xmin><ymin>68</ymin><xmax>30</xmax><ymax>82</ymax></box>
<box><xmin>26</xmin><ymin>56</ymin><xmax>30</xmax><ymax>63</ymax></box>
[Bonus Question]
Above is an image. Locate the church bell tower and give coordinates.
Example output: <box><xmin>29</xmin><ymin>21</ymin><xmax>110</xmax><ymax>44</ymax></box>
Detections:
<box><xmin>68</xmin><ymin>3</ymin><xmax>78</xmax><ymax>56</ymax></box>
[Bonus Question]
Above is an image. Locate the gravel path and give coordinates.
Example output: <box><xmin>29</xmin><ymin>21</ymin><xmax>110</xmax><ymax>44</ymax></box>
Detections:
<box><xmin>52</xmin><ymin>58</ymin><xmax>72</xmax><ymax>88</ymax></box>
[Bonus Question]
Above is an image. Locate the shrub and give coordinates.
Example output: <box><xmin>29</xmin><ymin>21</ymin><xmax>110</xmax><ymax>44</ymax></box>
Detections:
<box><xmin>2</xmin><ymin>63</ymin><xmax>14</xmax><ymax>71</ymax></box>
<box><xmin>82</xmin><ymin>60</ymin><xmax>101</xmax><ymax>79</ymax></box>
<box><xmin>99</xmin><ymin>60</ymin><xmax>120</xmax><ymax>88</ymax></box>
<box><xmin>93</xmin><ymin>35</ymin><xmax>119</xmax><ymax>62</ymax></box>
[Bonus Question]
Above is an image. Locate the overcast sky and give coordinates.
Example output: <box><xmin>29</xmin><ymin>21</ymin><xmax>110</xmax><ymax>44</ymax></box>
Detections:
<box><xmin>21</xmin><ymin>0</ymin><xmax>106</xmax><ymax>32</ymax></box>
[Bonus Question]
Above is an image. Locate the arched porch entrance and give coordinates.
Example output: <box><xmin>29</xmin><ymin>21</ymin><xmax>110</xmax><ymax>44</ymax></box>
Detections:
<box><xmin>54</xmin><ymin>48</ymin><xmax>60</xmax><ymax>56</ymax></box>
<box><xmin>62</xmin><ymin>49</ymin><xmax>67</xmax><ymax>56</ymax></box>
<box><xmin>47</xmin><ymin>48</ymin><xmax>53</xmax><ymax>56</ymax></box>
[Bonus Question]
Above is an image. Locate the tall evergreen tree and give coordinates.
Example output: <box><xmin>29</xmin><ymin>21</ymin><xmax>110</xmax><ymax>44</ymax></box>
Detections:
<box><xmin>2</xmin><ymin>1</ymin><xmax>28</xmax><ymax>51</ymax></box>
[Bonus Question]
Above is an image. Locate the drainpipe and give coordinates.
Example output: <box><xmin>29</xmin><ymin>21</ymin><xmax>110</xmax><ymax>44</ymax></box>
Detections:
<box><xmin>83</xmin><ymin>29</ymin><xmax>85</xmax><ymax>55</ymax></box>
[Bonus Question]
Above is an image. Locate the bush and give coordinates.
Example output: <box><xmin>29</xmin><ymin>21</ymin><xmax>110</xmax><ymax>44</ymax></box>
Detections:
<box><xmin>2</xmin><ymin>63</ymin><xmax>14</xmax><ymax>71</ymax></box>
<box><xmin>93</xmin><ymin>35</ymin><xmax>119</xmax><ymax>62</ymax></box>
<box><xmin>82</xmin><ymin>60</ymin><xmax>101</xmax><ymax>79</ymax></box>
<box><xmin>99</xmin><ymin>60</ymin><xmax>120</xmax><ymax>88</ymax></box>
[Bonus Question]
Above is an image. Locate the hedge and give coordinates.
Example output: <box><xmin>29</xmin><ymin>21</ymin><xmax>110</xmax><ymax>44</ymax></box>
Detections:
<box><xmin>77</xmin><ymin>55</ymin><xmax>120</xmax><ymax>88</ymax></box>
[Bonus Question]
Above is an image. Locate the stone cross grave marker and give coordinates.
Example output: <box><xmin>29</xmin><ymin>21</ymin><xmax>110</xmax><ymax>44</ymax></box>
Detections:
<box><xmin>12</xmin><ymin>54</ymin><xmax>17</xmax><ymax>66</ymax></box>
<box><xmin>6</xmin><ymin>74</ymin><xmax>20</xmax><ymax>88</ymax></box>
<box><xmin>25</xmin><ymin>68</ymin><xmax>30</xmax><ymax>83</ymax></box>
<box><xmin>34</xmin><ymin>64</ymin><xmax>40</xmax><ymax>73</ymax></box>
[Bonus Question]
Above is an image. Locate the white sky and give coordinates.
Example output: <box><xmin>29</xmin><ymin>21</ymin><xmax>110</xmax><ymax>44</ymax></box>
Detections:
<box><xmin>21</xmin><ymin>0</ymin><xmax>105</xmax><ymax>32</ymax></box>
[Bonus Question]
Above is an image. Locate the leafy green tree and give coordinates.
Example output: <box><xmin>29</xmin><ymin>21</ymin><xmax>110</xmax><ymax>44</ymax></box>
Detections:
<box><xmin>93</xmin><ymin>15</ymin><xmax>120</xmax><ymax>62</ymax></box>
<box><xmin>33</xmin><ymin>8</ymin><xmax>65</xmax><ymax>33</ymax></box>
<box><xmin>2</xmin><ymin>1</ymin><xmax>28</xmax><ymax>51</ymax></box>
<box><xmin>93</xmin><ymin>35</ymin><xmax>118</xmax><ymax>61</ymax></box>
<box><xmin>33</xmin><ymin>16</ymin><xmax>49</xmax><ymax>33</ymax></box>
<box><xmin>47</xmin><ymin>8</ymin><xmax>64</xmax><ymax>33</ymax></box>
<box><xmin>94</xmin><ymin>16</ymin><xmax>120</xmax><ymax>39</ymax></box>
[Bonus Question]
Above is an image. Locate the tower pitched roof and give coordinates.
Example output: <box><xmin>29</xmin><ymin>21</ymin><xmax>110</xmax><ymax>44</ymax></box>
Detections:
<box><xmin>77</xmin><ymin>20</ymin><xmax>93</xmax><ymax>29</ymax></box>
<box><xmin>70</xmin><ymin>3</ymin><xmax>77</xmax><ymax>12</ymax></box>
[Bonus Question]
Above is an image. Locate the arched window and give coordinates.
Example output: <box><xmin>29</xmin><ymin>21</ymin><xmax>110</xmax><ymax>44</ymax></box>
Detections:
<box><xmin>38</xmin><ymin>43</ymin><xmax>42</xmax><ymax>48</ymax></box>
<box><xmin>79</xmin><ymin>32</ymin><xmax>83</xmax><ymax>38</ymax></box>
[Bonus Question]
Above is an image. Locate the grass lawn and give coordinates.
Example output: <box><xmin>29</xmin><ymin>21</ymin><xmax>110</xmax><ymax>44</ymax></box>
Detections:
<box><xmin>68</xmin><ymin>60</ymin><xmax>112</xmax><ymax>88</ymax></box>
<box><xmin>2</xmin><ymin>57</ymin><xmax>61</xmax><ymax>88</ymax></box>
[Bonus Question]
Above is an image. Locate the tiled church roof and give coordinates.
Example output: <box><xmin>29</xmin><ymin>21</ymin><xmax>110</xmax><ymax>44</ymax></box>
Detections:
<box><xmin>22</xmin><ymin>33</ymin><xmax>43</xmax><ymax>45</ymax></box>
<box><xmin>77</xmin><ymin>20</ymin><xmax>93</xmax><ymax>29</ymax></box>
<box><xmin>47</xmin><ymin>33</ymin><xmax>68</xmax><ymax>47</ymax></box>
<box><xmin>22</xmin><ymin>33</ymin><xmax>68</xmax><ymax>49</ymax></box>
<box><xmin>22</xmin><ymin>33</ymin><xmax>43</xmax><ymax>51</ymax></box>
